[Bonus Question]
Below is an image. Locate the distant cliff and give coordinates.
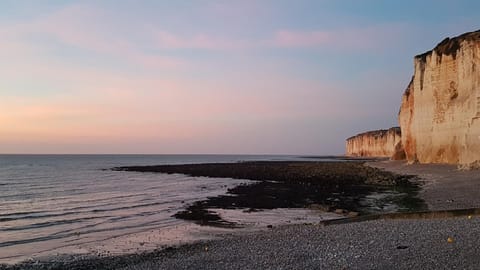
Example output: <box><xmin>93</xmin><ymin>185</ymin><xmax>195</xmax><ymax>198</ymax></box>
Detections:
<box><xmin>399</xmin><ymin>30</ymin><xmax>480</xmax><ymax>167</ymax></box>
<box><xmin>346</xmin><ymin>127</ymin><xmax>404</xmax><ymax>158</ymax></box>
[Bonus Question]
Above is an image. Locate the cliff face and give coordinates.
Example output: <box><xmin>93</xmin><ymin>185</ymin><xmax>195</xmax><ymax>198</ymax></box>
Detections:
<box><xmin>399</xmin><ymin>30</ymin><xmax>480</xmax><ymax>166</ymax></box>
<box><xmin>346</xmin><ymin>127</ymin><xmax>403</xmax><ymax>158</ymax></box>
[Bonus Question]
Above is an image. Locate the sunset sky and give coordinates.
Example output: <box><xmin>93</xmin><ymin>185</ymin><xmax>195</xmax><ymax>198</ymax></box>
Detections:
<box><xmin>1</xmin><ymin>0</ymin><xmax>479</xmax><ymax>154</ymax></box>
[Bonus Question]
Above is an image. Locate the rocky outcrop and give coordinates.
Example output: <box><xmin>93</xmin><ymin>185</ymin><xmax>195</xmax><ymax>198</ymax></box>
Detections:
<box><xmin>346</xmin><ymin>127</ymin><xmax>404</xmax><ymax>158</ymax></box>
<box><xmin>399</xmin><ymin>30</ymin><xmax>480</xmax><ymax>166</ymax></box>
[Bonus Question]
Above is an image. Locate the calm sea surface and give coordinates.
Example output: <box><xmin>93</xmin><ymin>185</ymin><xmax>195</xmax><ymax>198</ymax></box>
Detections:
<box><xmin>0</xmin><ymin>155</ymin><xmax>332</xmax><ymax>263</ymax></box>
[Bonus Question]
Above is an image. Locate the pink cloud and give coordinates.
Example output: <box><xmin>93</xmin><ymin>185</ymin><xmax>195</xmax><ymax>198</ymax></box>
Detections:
<box><xmin>153</xmin><ymin>24</ymin><xmax>407</xmax><ymax>51</ymax></box>
<box><xmin>0</xmin><ymin>4</ymin><xmax>187</xmax><ymax>70</ymax></box>
<box><xmin>273</xmin><ymin>30</ymin><xmax>332</xmax><ymax>47</ymax></box>
<box><xmin>36</xmin><ymin>5</ymin><xmax>114</xmax><ymax>51</ymax></box>
<box><xmin>205</xmin><ymin>1</ymin><xmax>268</xmax><ymax>18</ymax></box>
<box><xmin>1</xmin><ymin>2</ymin><xmax>409</xmax><ymax>55</ymax></box>
<box><xmin>271</xmin><ymin>24</ymin><xmax>408</xmax><ymax>50</ymax></box>
<box><xmin>154</xmin><ymin>31</ymin><xmax>252</xmax><ymax>50</ymax></box>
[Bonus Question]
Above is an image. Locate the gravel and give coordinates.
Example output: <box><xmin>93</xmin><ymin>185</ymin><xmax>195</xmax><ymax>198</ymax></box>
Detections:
<box><xmin>4</xmin><ymin>216</ymin><xmax>479</xmax><ymax>270</ymax></box>
<box><xmin>124</xmin><ymin>217</ymin><xmax>480</xmax><ymax>270</ymax></box>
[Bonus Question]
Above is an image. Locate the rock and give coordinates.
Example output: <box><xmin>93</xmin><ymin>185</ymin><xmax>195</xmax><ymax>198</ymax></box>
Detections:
<box><xmin>243</xmin><ymin>208</ymin><xmax>261</xmax><ymax>213</ymax></box>
<box><xmin>347</xmin><ymin>211</ymin><xmax>359</xmax><ymax>217</ymax></box>
<box><xmin>334</xmin><ymin>209</ymin><xmax>346</xmax><ymax>214</ymax></box>
<box><xmin>391</xmin><ymin>141</ymin><xmax>406</xmax><ymax>160</ymax></box>
<box><xmin>345</xmin><ymin>127</ymin><xmax>403</xmax><ymax>158</ymax></box>
<box><xmin>399</xmin><ymin>30</ymin><xmax>480</xmax><ymax>166</ymax></box>
<box><xmin>308</xmin><ymin>204</ymin><xmax>331</xmax><ymax>212</ymax></box>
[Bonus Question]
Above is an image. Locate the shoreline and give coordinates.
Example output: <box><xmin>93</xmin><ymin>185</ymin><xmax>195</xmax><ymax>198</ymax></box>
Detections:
<box><xmin>369</xmin><ymin>160</ymin><xmax>480</xmax><ymax>211</ymax></box>
<box><xmin>113</xmin><ymin>161</ymin><xmax>425</xmax><ymax>226</ymax></box>
<box><xmin>3</xmin><ymin>160</ymin><xmax>480</xmax><ymax>269</ymax></box>
<box><xmin>3</xmin><ymin>214</ymin><xmax>479</xmax><ymax>270</ymax></box>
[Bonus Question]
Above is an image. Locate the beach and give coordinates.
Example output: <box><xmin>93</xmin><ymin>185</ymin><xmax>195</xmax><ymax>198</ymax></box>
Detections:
<box><xmin>370</xmin><ymin>161</ymin><xmax>480</xmax><ymax>211</ymax></box>
<box><xmin>2</xmin><ymin>159</ymin><xmax>479</xmax><ymax>269</ymax></box>
<box><xmin>3</xmin><ymin>214</ymin><xmax>479</xmax><ymax>269</ymax></box>
<box><xmin>120</xmin><ymin>217</ymin><xmax>480</xmax><ymax>270</ymax></box>
<box><xmin>3</xmin><ymin>2</ymin><xmax>479</xmax><ymax>269</ymax></box>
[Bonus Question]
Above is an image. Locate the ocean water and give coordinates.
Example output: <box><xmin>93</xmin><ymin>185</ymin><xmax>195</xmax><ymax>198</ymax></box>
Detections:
<box><xmin>0</xmin><ymin>154</ymin><xmax>332</xmax><ymax>263</ymax></box>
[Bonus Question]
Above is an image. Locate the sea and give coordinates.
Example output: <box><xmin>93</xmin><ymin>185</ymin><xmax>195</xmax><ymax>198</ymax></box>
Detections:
<box><xmin>0</xmin><ymin>154</ymin><xmax>339</xmax><ymax>264</ymax></box>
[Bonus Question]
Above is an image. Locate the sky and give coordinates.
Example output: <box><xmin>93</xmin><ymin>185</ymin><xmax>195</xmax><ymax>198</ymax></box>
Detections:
<box><xmin>0</xmin><ymin>0</ymin><xmax>479</xmax><ymax>155</ymax></box>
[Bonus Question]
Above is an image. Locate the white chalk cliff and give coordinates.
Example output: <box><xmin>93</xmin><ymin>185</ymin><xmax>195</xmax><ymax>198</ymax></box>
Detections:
<box><xmin>346</xmin><ymin>127</ymin><xmax>404</xmax><ymax>158</ymax></box>
<box><xmin>399</xmin><ymin>30</ymin><xmax>480</xmax><ymax>167</ymax></box>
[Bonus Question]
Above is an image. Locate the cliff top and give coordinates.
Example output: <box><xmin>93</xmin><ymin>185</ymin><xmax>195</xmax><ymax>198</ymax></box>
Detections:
<box><xmin>415</xmin><ymin>29</ymin><xmax>480</xmax><ymax>62</ymax></box>
<box><xmin>346</xmin><ymin>127</ymin><xmax>400</xmax><ymax>141</ymax></box>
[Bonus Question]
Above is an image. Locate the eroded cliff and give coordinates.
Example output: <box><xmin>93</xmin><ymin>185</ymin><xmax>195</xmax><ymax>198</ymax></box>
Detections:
<box><xmin>399</xmin><ymin>30</ymin><xmax>480</xmax><ymax>167</ymax></box>
<box><xmin>346</xmin><ymin>127</ymin><xmax>404</xmax><ymax>158</ymax></box>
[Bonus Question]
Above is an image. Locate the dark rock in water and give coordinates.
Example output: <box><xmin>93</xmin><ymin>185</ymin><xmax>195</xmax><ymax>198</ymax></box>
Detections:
<box><xmin>347</xmin><ymin>211</ymin><xmax>359</xmax><ymax>217</ymax></box>
<box><xmin>308</xmin><ymin>204</ymin><xmax>332</xmax><ymax>212</ymax></box>
<box><xmin>174</xmin><ymin>207</ymin><xmax>238</xmax><ymax>228</ymax></box>
<box><xmin>114</xmin><ymin>161</ymin><xmax>426</xmax><ymax>227</ymax></box>
<box><xmin>243</xmin><ymin>208</ymin><xmax>261</xmax><ymax>213</ymax></box>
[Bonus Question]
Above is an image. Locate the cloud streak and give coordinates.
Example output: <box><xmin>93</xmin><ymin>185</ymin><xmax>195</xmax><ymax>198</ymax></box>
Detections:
<box><xmin>2</xmin><ymin>1</ymin><xmax>457</xmax><ymax>154</ymax></box>
<box><xmin>270</xmin><ymin>24</ymin><xmax>409</xmax><ymax>50</ymax></box>
<box><xmin>1</xmin><ymin>2</ymin><xmax>410</xmax><ymax>57</ymax></box>
<box><xmin>154</xmin><ymin>31</ymin><xmax>252</xmax><ymax>50</ymax></box>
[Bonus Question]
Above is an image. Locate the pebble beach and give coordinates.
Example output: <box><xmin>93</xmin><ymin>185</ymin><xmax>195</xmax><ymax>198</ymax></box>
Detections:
<box><xmin>3</xmin><ymin>215</ymin><xmax>479</xmax><ymax>270</ymax></box>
